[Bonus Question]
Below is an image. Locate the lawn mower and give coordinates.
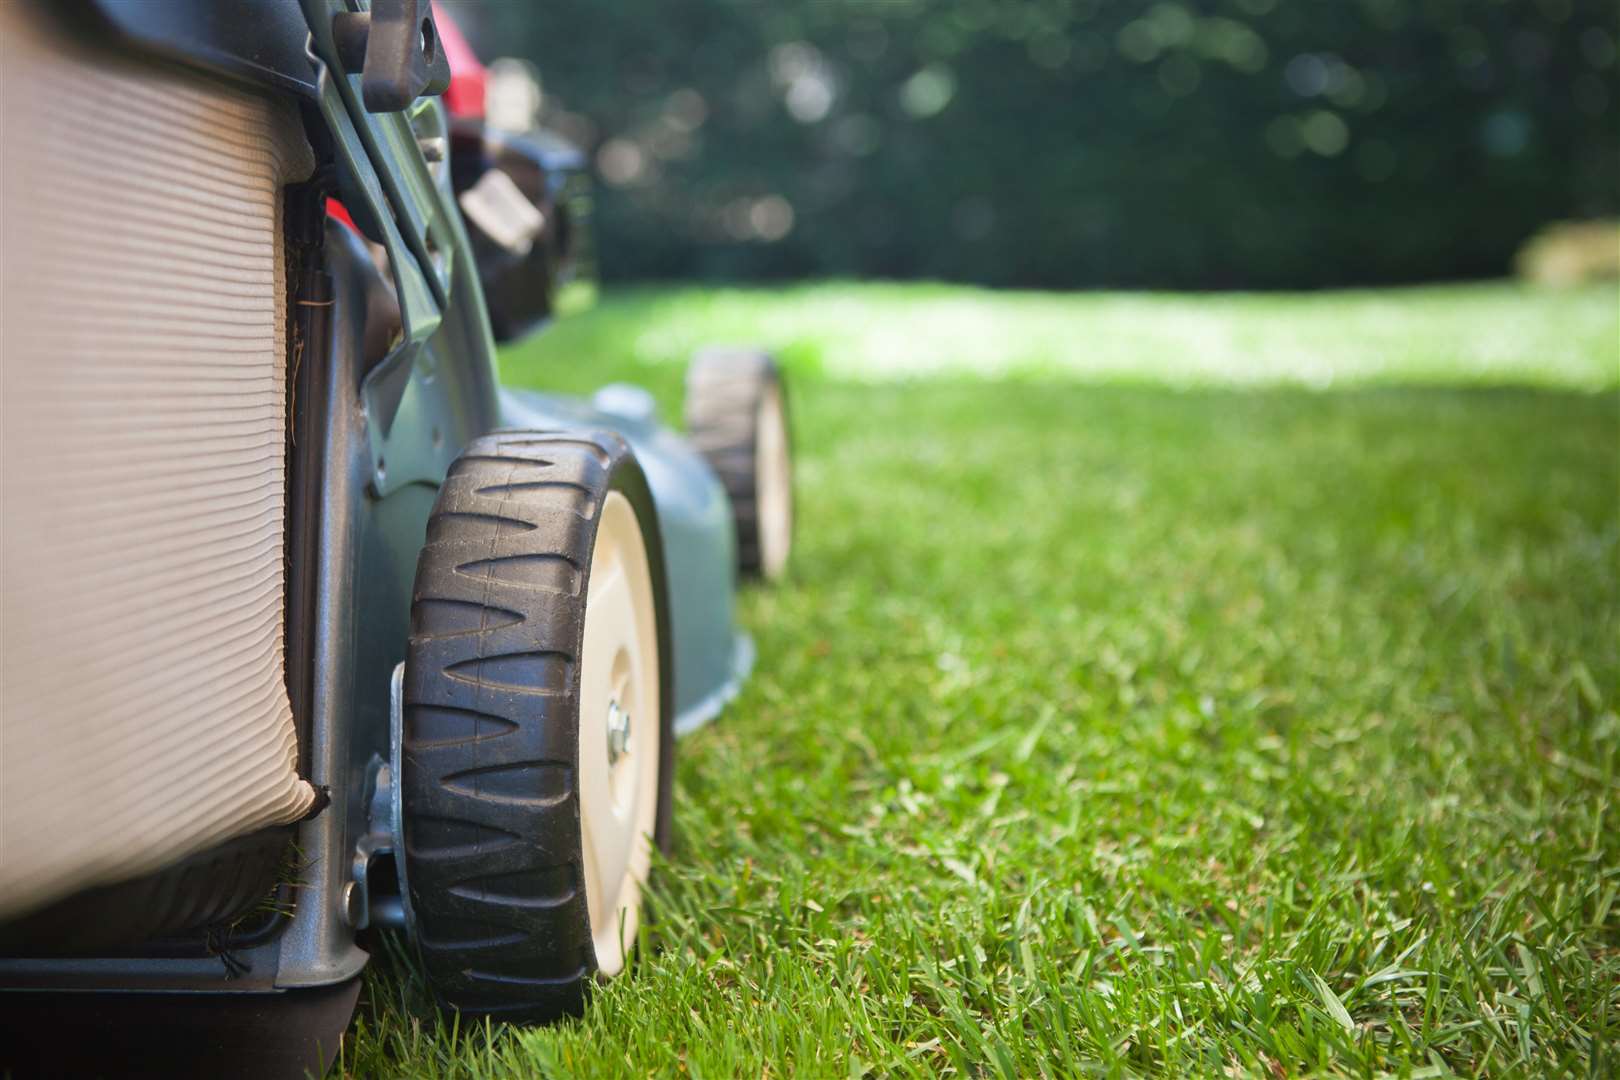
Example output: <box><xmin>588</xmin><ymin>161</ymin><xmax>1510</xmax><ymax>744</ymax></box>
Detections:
<box><xmin>0</xmin><ymin>1</ymin><xmax>792</xmax><ymax>1074</ymax></box>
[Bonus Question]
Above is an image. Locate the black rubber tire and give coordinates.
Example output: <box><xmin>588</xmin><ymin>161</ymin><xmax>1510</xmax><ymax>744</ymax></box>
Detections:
<box><xmin>400</xmin><ymin>430</ymin><xmax>673</xmax><ymax>1023</ymax></box>
<box><xmin>684</xmin><ymin>347</ymin><xmax>793</xmax><ymax>579</ymax></box>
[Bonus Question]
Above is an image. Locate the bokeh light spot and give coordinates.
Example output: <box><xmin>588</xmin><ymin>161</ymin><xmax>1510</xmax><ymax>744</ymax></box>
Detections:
<box><xmin>1301</xmin><ymin>110</ymin><xmax>1350</xmax><ymax>156</ymax></box>
<box><xmin>596</xmin><ymin>138</ymin><xmax>646</xmax><ymax>185</ymax></box>
<box><xmin>900</xmin><ymin>65</ymin><xmax>956</xmax><ymax>119</ymax></box>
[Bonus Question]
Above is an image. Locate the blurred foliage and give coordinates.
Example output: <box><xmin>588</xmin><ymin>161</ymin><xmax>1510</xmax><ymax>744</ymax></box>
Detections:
<box><xmin>457</xmin><ymin>0</ymin><xmax>1619</xmax><ymax>288</ymax></box>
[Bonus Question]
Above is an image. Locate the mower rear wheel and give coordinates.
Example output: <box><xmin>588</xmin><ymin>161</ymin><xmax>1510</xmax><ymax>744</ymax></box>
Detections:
<box><xmin>401</xmin><ymin>431</ymin><xmax>672</xmax><ymax>1022</ymax></box>
<box><xmin>684</xmin><ymin>348</ymin><xmax>794</xmax><ymax>580</ymax></box>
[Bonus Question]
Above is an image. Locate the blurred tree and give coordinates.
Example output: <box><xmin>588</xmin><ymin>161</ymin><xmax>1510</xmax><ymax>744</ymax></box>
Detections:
<box><xmin>452</xmin><ymin>0</ymin><xmax>1619</xmax><ymax>288</ymax></box>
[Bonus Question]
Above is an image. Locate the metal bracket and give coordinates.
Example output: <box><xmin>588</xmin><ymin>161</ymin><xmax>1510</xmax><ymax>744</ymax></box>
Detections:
<box><xmin>345</xmin><ymin>663</ymin><xmax>415</xmax><ymax>934</ymax></box>
<box><xmin>343</xmin><ymin>756</ymin><xmax>391</xmax><ymax>930</ymax></box>
<box><xmin>361</xmin><ymin>345</ymin><xmax>461</xmax><ymax>497</ymax></box>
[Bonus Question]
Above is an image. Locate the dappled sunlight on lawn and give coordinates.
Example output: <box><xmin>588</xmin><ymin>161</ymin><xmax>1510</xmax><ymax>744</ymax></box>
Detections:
<box><xmin>509</xmin><ymin>281</ymin><xmax>1620</xmax><ymax>392</ymax></box>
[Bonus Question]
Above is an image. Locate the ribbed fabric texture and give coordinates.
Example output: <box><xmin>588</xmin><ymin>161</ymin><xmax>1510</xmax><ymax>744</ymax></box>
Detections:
<box><xmin>0</xmin><ymin>6</ymin><xmax>317</xmax><ymax>920</ymax></box>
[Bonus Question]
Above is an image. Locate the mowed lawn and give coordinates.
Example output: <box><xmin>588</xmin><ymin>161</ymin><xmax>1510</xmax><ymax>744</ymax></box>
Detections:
<box><xmin>342</xmin><ymin>282</ymin><xmax>1619</xmax><ymax>1077</ymax></box>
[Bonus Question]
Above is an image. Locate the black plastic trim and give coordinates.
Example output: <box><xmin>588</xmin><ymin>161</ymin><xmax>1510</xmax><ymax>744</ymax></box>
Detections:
<box><xmin>66</xmin><ymin>0</ymin><xmax>320</xmax><ymax>99</ymax></box>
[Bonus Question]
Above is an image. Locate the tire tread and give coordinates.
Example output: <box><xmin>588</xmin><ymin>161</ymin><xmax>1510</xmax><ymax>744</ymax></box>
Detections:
<box><xmin>402</xmin><ymin>431</ymin><xmax>643</xmax><ymax>1020</ymax></box>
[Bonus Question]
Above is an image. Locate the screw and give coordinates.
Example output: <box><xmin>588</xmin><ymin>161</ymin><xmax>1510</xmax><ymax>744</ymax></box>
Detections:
<box><xmin>606</xmin><ymin>699</ymin><xmax>632</xmax><ymax>764</ymax></box>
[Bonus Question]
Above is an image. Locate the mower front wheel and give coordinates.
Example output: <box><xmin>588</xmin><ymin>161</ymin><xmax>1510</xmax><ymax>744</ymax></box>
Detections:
<box><xmin>401</xmin><ymin>430</ymin><xmax>673</xmax><ymax>1022</ymax></box>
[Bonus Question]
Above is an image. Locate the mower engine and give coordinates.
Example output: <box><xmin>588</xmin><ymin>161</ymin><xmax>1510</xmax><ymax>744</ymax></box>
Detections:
<box><xmin>435</xmin><ymin>4</ymin><xmax>593</xmax><ymax>341</ymax></box>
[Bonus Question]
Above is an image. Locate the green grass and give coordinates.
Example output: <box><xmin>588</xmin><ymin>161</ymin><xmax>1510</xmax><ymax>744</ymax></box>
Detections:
<box><xmin>340</xmin><ymin>281</ymin><xmax>1619</xmax><ymax>1078</ymax></box>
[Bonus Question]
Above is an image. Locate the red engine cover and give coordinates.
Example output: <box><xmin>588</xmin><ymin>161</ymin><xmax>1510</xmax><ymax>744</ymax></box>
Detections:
<box><xmin>432</xmin><ymin>1</ymin><xmax>487</xmax><ymax>121</ymax></box>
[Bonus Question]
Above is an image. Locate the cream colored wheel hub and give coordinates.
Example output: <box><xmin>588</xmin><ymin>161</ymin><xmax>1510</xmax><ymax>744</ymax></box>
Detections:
<box><xmin>577</xmin><ymin>491</ymin><xmax>661</xmax><ymax>977</ymax></box>
<box><xmin>755</xmin><ymin>382</ymin><xmax>793</xmax><ymax>580</ymax></box>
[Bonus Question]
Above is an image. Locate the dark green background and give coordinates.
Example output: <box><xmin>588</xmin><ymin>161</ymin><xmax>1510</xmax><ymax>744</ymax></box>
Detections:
<box><xmin>459</xmin><ymin>0</ymin><xmax>1618</xmax><ymax>288</ymax></box>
